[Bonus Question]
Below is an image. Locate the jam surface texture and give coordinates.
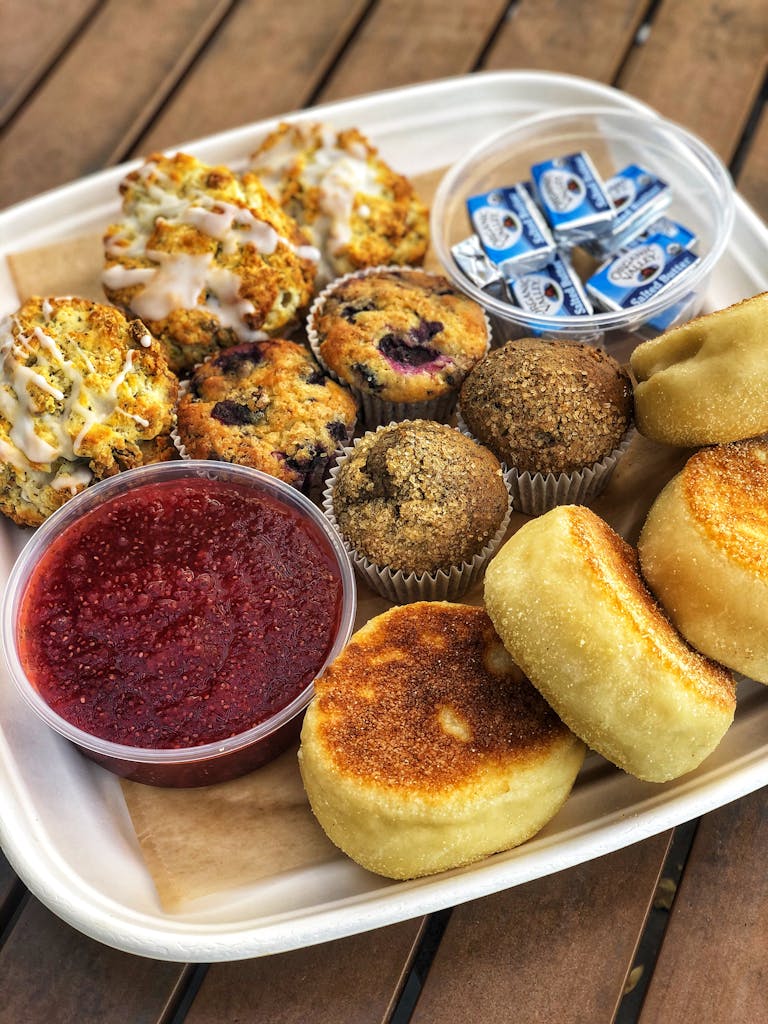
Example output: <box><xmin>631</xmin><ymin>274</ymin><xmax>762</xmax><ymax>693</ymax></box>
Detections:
<box><xmin>18</xmin><ymin>478</ymin><xmax>343</xmax><ymax>748</ymax></box>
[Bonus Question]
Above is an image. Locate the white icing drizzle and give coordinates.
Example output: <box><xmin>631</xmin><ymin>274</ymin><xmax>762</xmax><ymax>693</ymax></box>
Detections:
<box><xmin>104</xmin><ymin>157</ymin><xmax>319</xmax><ymax>333</ymax></box>
<box><xmin>251</xmin><ymin>124</ymin><xmax>386</xmax><ymax>273</ymax></box>
<box><xmin>51</xmin><ymin>465</ymin><xmax>93</xmax><ymax>493</ymax></box>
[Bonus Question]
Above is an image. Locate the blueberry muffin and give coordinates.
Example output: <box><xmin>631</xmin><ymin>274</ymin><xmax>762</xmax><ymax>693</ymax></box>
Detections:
<box><xmin>309</xmin><ymin>268</ymin><xmax>489</xmax><ymax>423</ymax></box>
<box><xmin>175</xmin><ymin>338</ymin><xmax>357</xmax><ymax>487</ymax></box>
<box><xmin>0</xmin><ymin>296</ymin><xmax>178</xmax><ymax>527</ymax></box>
<box><xmin>458</xmin><ymin>338</ymin><xmax>633</xmax><ymax>515</ymax></box>
<box><xmin>327</xmin><ymin>420</ymin><xmax>509</xmax><ymax>601</ymax></box>
<box><xmin>250</xmin><ymin>122</ymin><xmax>429</xmax><ymax>281</ymax></box>
<box><xmin>103</xmin><ymin>151</ymin><xmax>318</xmax><ymax>375</ymax></box>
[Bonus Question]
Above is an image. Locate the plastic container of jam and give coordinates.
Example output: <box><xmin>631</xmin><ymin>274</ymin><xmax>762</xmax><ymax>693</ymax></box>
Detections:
<box><xmin>431</xmin><ymin>107</ymin><xmax>735</xmax><ymax>348</ymax></box>
<box><xmin>1</xmin><ymin>461</ymin><xmax>356</xmax><ymax>787</ymax></box>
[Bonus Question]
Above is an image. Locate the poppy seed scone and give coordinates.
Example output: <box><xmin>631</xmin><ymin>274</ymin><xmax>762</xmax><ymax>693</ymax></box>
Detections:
<box><xmin>0</xmin><ymin>296</ymin><xmax>178</xmax><ymax>527</ymax></box>
<box><xmin>250</xmin><ymin>122</ymin><xmax>429</xmax><ymax>280</ymax></box>
<box><xmin>103</xmin><ymin>151</ymin><xmax>318</xmax><ymax>374</ymax></box>
<box><xmin>175</xmin><ymin>338</ymin><xmax>357</xmax><ymax>487</ymax></box>
<box><xmin>484</xmin><ymin>505</ymin><xmax>736</xmax><ymax>782</ymax></box>
<box><xmin>630</xmin><ymin>292</ymin><xmax>768</xmax><ymax>446</ymax></box>
<box><xmin>310</xmin><ymin>268</ymin><xmax>489</xmax><ymax>412</ymax></box>
<box><xmin>298</xmin><ymin>602</ymin><xmax>585</xmax><ymax>879</ymax></box>
<box><xmin>638</xmin><ymin>439</ymin><xmax>768</xmax><ymax>683</ymax></box>
<box><xmin>459</xmin><ymin>338</ymin><xmax>633</xmax><ymax>476</ymax></box>
<box><xmin>331</xmin><ymin>420</ymin><xmax>509</xmax><ymax>575</ymax></box>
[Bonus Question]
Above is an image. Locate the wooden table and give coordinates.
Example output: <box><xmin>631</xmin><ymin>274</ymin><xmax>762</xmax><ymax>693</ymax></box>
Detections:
<box><xmin>1</xmin><ymin>2</ymin><xmax>767</xmax><ymax>1022</ymax></box>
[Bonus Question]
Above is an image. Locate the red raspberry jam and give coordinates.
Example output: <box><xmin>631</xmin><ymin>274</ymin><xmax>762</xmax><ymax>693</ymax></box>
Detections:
<box><xmin>17</xmin><ymin>477</ymin><xmax>343</xmax><ymax>749</ymax></box>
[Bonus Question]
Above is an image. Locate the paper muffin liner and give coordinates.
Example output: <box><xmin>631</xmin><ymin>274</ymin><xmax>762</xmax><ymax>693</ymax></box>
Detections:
<box><xmin>306</xmin><ymin>264</ymin><xmax>492</xmax><ymax>429</ymax></box>
<box><xmin>171</xmin><ymin>379</ymin><xmax>356</xmax><ymax>494</ymax></box>
<box><xmin>456</xmin><ymin>405</ymin><xmax>634</xmax><ymax>517</ymax></box>
<box><xmin>321</xmin><ymin>423</ymin><xmax>513</xmax><ymax>604</ymax></box>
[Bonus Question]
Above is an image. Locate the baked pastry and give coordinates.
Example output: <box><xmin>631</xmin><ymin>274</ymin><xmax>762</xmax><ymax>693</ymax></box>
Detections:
<box><xmin>484</xmin><ymin>505</ymin><xmax>736</xmax><ymax>782</ymax></box>
<box><xmin>103</xmin><ymin>151</ymin><xmax>317</xmax><ymax>375</ymax></box>
<box><xmin>638</xmin><ymin>439</ymin><xmax>768</xmax><ymax>683</ymax></box>
<box><xmin>299</xmin><ymin>602</ymin><xmax>585</xmax><ymax>879</ymax></box>
<box><xmin>249</xmin><ymin>122</ymin><xmax>429</xmax><ymax>280</ymax></box>
<box><xmin>0</xmin><ymin>296</ymin><xmax>178</xmax><ymax>527</ymax></box>
<box><xmin>175</xmin><ymin>338</ymin><xmax>357</xmax><ymax>488</ymax></box>
<box><xmin>308</xmin><ymin>267</ymin><xmax>489</xmax><ymax>424</ymax></box>
<box><xmin>458</xmin><ymin>338</ymin><xmax>633</xmax><ymax>515</ymax></box>
<box><xmin>327</xmin><ymin>419</ymin><xmax>509</xmax><ymax>601</ymax></box>
<box><xmin>630</xmin><ymin>292</ymin><xmax>768</xmax><ymax>446</ymax></box>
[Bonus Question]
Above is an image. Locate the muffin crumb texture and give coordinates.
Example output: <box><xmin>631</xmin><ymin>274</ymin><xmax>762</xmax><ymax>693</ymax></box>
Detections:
<box><xmin>332</xmin><ymin>420</ymin><xmax>508</xmax><ymax>574</ymax></box>
<box><xmin>460</xmin><ymin>338</ymin><xmax>633</xmax><ymax>475</ymax></box>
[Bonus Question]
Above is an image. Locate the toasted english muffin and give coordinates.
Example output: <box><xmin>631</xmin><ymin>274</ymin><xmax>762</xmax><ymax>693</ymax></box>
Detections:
<box><xmin>630</xmin><ymin>292</ymin><xmax>768</xmax><ymax>446</ymax></box>
<box><xmin>484</xmin><ymin>506</ymin><xmax>736</xmax><ymax>783</ymax></box>
<box><xmin>639</xmin><ymin>439</ymin><xmax>768</xmax><ymax>683</ymax></box>
<box><xmin>298</xmin><ymin>602</ymin><xmax>585</xmax><ymax>880</ymax></box>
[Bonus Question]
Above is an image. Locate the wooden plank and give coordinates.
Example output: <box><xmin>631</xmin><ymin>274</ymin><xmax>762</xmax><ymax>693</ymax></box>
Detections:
<box><xmin>0</xmin><ymin>0</ymin><xmax>231</xmax><ymax>209</ymax></box>
<box><xmin>0</xmin><ymin>0</ymin><xmax>98</xmax><ymax>127</ymax></box>
<box><xmin>638</xmin><ymin>790</ymin><xmax>768</xmax><ymax>1024</ymax></box>
<box><xmin>0</xmin><ymin>854</ymin><xmax>20</xmax><ymax>916</ymax></box>
<box><xmin>0</xmin><ymin>898</ymin><xmax>187</xmax><ymax>1024</ymax></box>
<box><xmin>482</xmin><ymin>0</ymin><xmax>649</xmax><ymax>83</ymax></box>
<box><xmin>410</xmin><ymin>832</ymin><xmax>672</xmax><ymax>1024</ymax></box>
<box><xmin>134</xmin><ymin>0</ymin><xmax>370</xmax><ymax>156</ymax></box>
<box><xmin>735</xmin><ymin>104</ymin><xmax>768</xmax><ymax>225</ymax></box>
<box><xmin>617</xmin><ymin>0</ymin><xmax>768</xmax><ymax>162</ymax></box>
<box><xmin>315</xmin><ymin>0</ymin><xmax>510</xmax><ymax>103</ymax></box>
<box><xmin>183</xmin><ymin>919</ymin><xmax>424</xmax><ymax>1024</ymax></box>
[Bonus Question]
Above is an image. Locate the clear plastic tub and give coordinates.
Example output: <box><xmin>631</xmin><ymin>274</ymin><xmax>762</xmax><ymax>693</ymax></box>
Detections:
<box><xmin>430</xmin><ymin>107</ymin><xmax>735</xmax><ymax>348</ymax></box>
<box><xmin>1</xmin><ymin>461</ymin><xmax>357</xmax><ymax>787</ymax></box>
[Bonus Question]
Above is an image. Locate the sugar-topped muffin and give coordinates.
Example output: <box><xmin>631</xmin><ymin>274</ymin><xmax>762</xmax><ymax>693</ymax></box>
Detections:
<box><xmin>0</xmin><ymin>296</ymin><xmax>178</xmax><ymax>526</ymax></box>
<box><xmin>309</xmin><ymin>268</ymin><xmax>489</xmax><ymax>424</ymax></box>
<box><xmin>175</xmin><ymin>338</ymin><xmax>357</xmax><ymax>488</ymax></box>
<box><xmin>249</xmin><ymin>122</ymin><xmax>429</xmax><ymax>280</ymax></box>
<box><xmin>460</xmin><ymin>338</ymin><xmax>633</xmax><ymax>475</ymax></box>
<box><xmin>329</xmin><ymin>420</ymin><xmax>509</xmax><ymax>600</ymax></box>
<box><xmin>103</xmin><ymin>151</ymin><xmax>318</xmax><ymax>375</ymax></box>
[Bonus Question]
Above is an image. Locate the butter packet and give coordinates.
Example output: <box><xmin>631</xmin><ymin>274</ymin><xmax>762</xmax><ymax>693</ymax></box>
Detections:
<box><xmin>582</xmin><ymin>164</ymin><xmax>671</xmax><ymax>257</ymax></box>
<box><xmin>586</xmin><ymin>232</ymin><xmax>699</xmax><ymax>312</ymax></box>
<box><xmin>506</xmin><ymin>253</ymin><xmax>593</xmax><ymax>318</ymax></box>
<box><xmin>467</xmin><ymin>184</ymin><xmax>556</xmax><ymax>274</ymax></box>
<box><xmin>530</xmin><ymin>152</ymin><xmax>615</xmax><ymax>239</ymax></box>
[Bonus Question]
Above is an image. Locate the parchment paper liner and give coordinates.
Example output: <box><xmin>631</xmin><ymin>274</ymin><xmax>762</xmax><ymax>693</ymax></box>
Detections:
<box><xmin>321</xmin><ymin>423</ymin><xmax>512</xmax><ymax>604</ymax></box>
<box><xmin>456</xmin><ymin>405</ymin><xmax>635</xmax><ymax>517</ymax></box>
<box><xmin>306</xmin><ymin>264</ymin><xmax>492</xmax><ymax>428</ymax></box>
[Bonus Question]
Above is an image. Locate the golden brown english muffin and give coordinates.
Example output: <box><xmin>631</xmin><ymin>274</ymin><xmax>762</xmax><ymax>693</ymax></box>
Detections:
<box><xmin>103</xmin><ymin>151</ymin><xmax>317</xmax><ymax>374</ymax></box>
<box><xmin>630</xmin><ymin>292</ymin><xmax>768</xmax><ymax>446</ymax></box>
<box><xmin>299</xmin><ymin>602</ymin><xmax>585</xmax><ymax>879</ymax></box>
<box><xmin>0</xmin><ymin>296</ymin><xmax>178</xmax><ymax>527</ymax></box>
<box><xmin>638</xmin><ymin>439</ymin><xmax>768</xmax><ymax>683</ymax></box>
<box><xmin>484</xmin><ymin>506</ymin><xmax>736</xmax><ymax>783</ymax></box>
<box><xmin>250</xmin><ymin>122</ymin><xmax>429</xmax><ymax>281</ymax></box>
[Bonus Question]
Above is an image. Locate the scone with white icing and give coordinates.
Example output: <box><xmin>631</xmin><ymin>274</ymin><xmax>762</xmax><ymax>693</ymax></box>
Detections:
<box><xmin>103</xmin><ymin>152</ymin><xmax>318</xmax><ymax>375</ymax></box>
<box><xmin>0</xmin><ymin>296</ymin><xmax>178</xmax><ymax>527</ymax></box>
<box><xmin>249</xmin><ymin>122</ymin><xmax>429</xmax><ymax>281</ymax></box>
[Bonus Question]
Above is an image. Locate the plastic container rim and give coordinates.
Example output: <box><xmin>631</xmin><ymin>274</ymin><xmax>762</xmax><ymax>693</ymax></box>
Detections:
<box><xmin>1</xmin><ymin>460</ymin><xmax>357</xmax><ymax>766</ymax></box>
<box><xmin>430</xmin><ymin>105</ymin><xmax>736</xmax><ymax>331</ymax></box>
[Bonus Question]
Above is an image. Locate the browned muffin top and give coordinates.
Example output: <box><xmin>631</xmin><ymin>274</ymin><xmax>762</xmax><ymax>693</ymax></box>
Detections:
<box><xmin>331</xmin><ymin>419</ymin><xmax>508</xmax><ymax>574</ymax></box>
<box><xmin>459</xmin><ymin>338</ymin><xmax>633</xmax><ymax>475</ymax></box>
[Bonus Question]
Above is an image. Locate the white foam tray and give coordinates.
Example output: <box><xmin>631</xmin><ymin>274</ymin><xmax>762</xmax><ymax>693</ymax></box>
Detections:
<box><xmin>1</xmin><ymin>71</ymin><xmax>767</xmax><ymax>963</ymax></box>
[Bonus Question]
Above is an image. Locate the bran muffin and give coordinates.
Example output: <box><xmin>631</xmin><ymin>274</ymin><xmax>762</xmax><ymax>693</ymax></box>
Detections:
<box><xmin>308</xmin><ymin>267</ymin><xmax>490</xmax><ymax>425</ymax></box>
<box><xmin>0</xmin><ymin>296</ymin><xmax>178</xmax><ymax>527</ymax></box>
<box><xmin>299</xmin><ymin>602</ymin><xmax>585</xmax><ymax>879</ymax></box>
<box><xmin>175</xmin><ymin>338</ymin><xmax>357</xmax><ymax>488</ymax></box>
<box><xmin>459</xmin><ymin>338</ymin><xmax>633</xmax><ymax>515</ymax></box>
<box><xmin>103</xmin><ymin>151</ymin><xmax>318</xmax><ymax>375</ymax></box>
<box><xmin>249</xmin><ymin>122</ymin><xmax>429</xmax><ymax>281</ymax></box>
<box><xmin>325</xmin><ymin>419</ymin><xmax>510</xmax><ymax>602</ymax></box>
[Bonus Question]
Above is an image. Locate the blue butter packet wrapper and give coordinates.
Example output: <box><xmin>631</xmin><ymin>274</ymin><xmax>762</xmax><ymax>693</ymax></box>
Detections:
<box><xmin>506</xmin><ymin>253</ymin><xmax>593</xmax><ymax>318</ymax></box>
<box><xmin>531</xmin><ymin>152</ymin><xmax>615</xmax><ymax>236</ymax></box>
<box><xmin>636</xmin><ymin>216</ymin><xmax>697</xmax><ymax>250</ymax></box>
<box><xmin>582</xmin><ymin>165</ymin><xmax>672</xmax><ymax>257</ymax></box>
<box><xmin>586</xmin><ymin>232</ymin><xmax>699</xmax><ymax>311</ymax></box>
<box><xmin>467</xmin><ymin>185</ymin><xmax>555</xmax><ymax>273</ymax></box>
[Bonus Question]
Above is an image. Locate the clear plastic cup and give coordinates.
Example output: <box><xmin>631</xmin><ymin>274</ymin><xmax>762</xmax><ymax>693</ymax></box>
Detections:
<box><xmin>430</xmin><ymin>107</ymin><xmax>735</xmax><ymax>349</ymax></box>
<box><xmin>1</xmin><ymin>461</ymin><xmax>357</xmax><ymax>787</ymax></box>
